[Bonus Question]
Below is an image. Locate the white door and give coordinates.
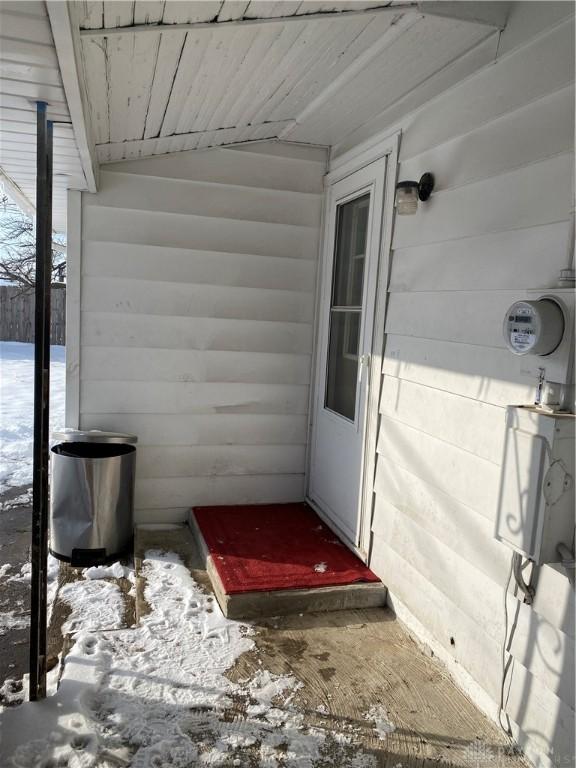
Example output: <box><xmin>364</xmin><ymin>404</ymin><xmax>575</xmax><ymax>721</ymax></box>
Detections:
<box><xmin>309</xmin><ymin>159</ymin><xmax>386</xmax><ymax>548</ymax></box>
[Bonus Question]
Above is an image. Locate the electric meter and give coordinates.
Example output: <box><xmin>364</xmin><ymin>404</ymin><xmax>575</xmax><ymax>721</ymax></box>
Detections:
<box><xmin>503</xmin><ymin>299</ymin><xmax>565</xmax><ymax>356</ymax></box>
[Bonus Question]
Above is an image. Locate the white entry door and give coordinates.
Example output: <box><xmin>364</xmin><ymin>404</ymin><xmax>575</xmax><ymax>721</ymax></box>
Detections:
<box><xmin>309</xmin><ymin>158</ymin><xmax>386</xmax><ymax>548</ymax></box>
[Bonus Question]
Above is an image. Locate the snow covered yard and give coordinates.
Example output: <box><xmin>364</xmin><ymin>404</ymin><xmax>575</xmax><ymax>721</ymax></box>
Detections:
<box><xmin>0</xmin><ymin>341</ymin><xmax>66</xmax><ymax>494</ymax></box>
<box><xmin>0</xmin><ymin>341</ymin><xmax>65</xmax><ymax>701</ymax></box>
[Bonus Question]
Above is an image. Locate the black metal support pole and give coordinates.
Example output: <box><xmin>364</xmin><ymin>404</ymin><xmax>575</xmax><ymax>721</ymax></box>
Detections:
<box><xmin>29</xmin><ymin>103</ymin><xmax>52</xmax><ymax>701</ymax></box>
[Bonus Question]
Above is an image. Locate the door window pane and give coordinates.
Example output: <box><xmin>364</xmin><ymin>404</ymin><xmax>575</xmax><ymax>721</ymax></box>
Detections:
<box><xmin>332</xmin><ymin>194</ymin><xmax>369</xmax><ymax>308</ymax></box>
<box><xmin>325</xmin><ymin>194</ymin><xmax>370</xmax><ymax>420</ymax></box>
<box><xmin>325</xmin><ymin>311</ymin><xmax>361</xmax><ymax>420</ymax></box>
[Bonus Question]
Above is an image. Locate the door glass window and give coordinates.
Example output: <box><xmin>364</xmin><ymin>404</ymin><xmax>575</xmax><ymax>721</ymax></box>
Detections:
<box><xmin>325</xmin><ymin>194</ymin><xmax>370</xmax><ymax>421</ymax></box>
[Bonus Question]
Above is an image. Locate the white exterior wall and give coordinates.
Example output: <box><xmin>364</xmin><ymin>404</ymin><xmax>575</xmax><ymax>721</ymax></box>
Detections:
<box><xmin>330</xmin><ymin>7</ymin><xmax>574</xmax><ymax>768</ymax></box>
<box><xmin>74</xmin><ymin>142</ymin><xmax>326</xmax><ymax>523</ymax></box>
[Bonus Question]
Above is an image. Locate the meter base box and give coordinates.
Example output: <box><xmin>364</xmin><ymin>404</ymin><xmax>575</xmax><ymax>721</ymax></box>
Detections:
<box><xmin>495</xmin><ymin>406</ymin><xmax>575</xmax><ymax>565</ymax></box>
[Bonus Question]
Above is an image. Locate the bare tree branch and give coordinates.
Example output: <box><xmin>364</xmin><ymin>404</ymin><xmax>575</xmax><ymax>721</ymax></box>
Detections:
<box><xmin>0</xmin><ymin>193</ymin><xmax>66</xmax><ymax>288</ymax></box>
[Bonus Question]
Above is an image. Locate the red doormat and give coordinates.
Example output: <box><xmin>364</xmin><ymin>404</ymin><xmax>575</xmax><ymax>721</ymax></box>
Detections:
<box><xmin>192</xmin><ymin>503</ymin><xmax>380</xmax><ymax>594</ymax></box>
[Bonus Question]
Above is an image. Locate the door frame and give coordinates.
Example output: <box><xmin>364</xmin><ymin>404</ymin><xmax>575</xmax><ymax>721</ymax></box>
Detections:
<box><xmin>305</xmin><ymin>130</ymin><xmax>400</xmax><ymax>562</ymax></box>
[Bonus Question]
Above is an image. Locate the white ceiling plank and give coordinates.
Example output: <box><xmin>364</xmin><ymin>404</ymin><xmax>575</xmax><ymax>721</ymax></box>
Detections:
<box><xmin>297</xmin><ymin>1</ymin><xmax>390</xmax><ymax>9</ymax></box>
<box><xmin>417</xmin><ymin>1</ymin><xmax>511</xmax><ymax>29</ymax></box>
<box><xmin>190</xmin><ymin>26</ymin><xmax>263</xmax><ymax>134</ymax></box>
<box><xmin>46</xmin><ymin>1</ymin><xmax>99</xmax><ymax>191</ymax></box>
<box><xmin>190</xmin><ymin>24</ymin><xmax>292</xmax><ymax>135</ymax></box>
<box><xmin>230</xmin><ymin>17</ymin><xmax>335</xmax><ymax>125</ymax></box>
<box><xmin>286</xmin><ymin>16</ymin><xmax>488</xmax><ymax>146</ymax></box>
<box><xmin>159</xmin><ymin>29</ymin><xmax>215</xmax><ymax>136</ymax></box>
<box><xmin>232</xmin><ymin>18</ymin><xmax>344</xmax><ymax>129</ymax></box>
<box><xmin>264</xmin><ymin>17</ymin><xmax>378</xmax><ymax>121</ymax></box>
<box><xmin>96</xmin><ymin>119</ymin><xmax>293</xmax><ymax>161</ymax></box>
<box><xmin>134</xmin><ymin>1</ymin><xmax>166</xmax><ymax>25</ymax></box>
<box><xmin>74</xmin><ymin>0</ymin><xmax>525</xmax><ymax>161</ymax></box>
<box><xmin>244</xmin><ymin>1</ymin><xmax>304</xmax><ymax>19</ymax></box>
<box><xmin>193</xmin><ymin>126</ymin><xmax>246</xmax><ymax>151</ymax></box>
<box><xmin>176</xmin><ymin>26</ymin><xmax>247</xmax><ymax>134</ymax></box>
<box><xmin>103</xmin><ymin>1</ymin><xmax>135</xmax><ymax>28</ymax></box>
<box><xmin>77</xmin><ymin>2</ymin><xmax>105</xmax><ymax>29</ymax></box>
<box><xmin>80</xmin><ymin>2</ymin><xmax>417</xmax><ymax>36</ymax></box>
<box><xmin>80</xmin><ymin>37</ymin><xmax>111</xmax><ymax>144</ymax></box>
<box><xmin>161</xmin><ymin>1</ymin><xmax>223</xmax><ymax>24</ymax></box>
<box><xmin>143</xmin><ymin>30</ymin><xmax>187</xmax><ymax>139</ymax></box>
<box><xmin>205</xmin><ymin>22</ymin><xmax>302</xmax><ymax>132</ymax></box>
<box><xmin>277</xmin><ymin>12</ymin><xmax>418</xmax><ymax>135</ymax></box>
<box><xmin>107</xmin><ymin>31</ymin><xmax>161</xmax><ymax>142</ymax></box>
<box><xmin>267</xmin><ymin>19</ymin><xmax>379</xmax><ymax>122</ymax></box>
<box><xmin>332</xmin><ymin>31</ymin><xmax>499</xmax><ymax>157</ymax></box>
<box><xmin>217</xmin><ymin>0</ymin><xmax>251</xmax><ymax>22</ymax></box>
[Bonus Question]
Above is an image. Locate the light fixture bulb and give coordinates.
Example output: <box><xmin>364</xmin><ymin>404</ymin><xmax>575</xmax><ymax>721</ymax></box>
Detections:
<box><xmin>395</xmin><ymin>182</ymin><xmax>419</xmax><ymax>215</ymax></box>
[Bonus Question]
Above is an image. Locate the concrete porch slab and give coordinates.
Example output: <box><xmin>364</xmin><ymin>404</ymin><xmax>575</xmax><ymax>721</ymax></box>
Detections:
<box><xmin>187</xmin><ymin>509</ymin><xmax>387</xmax><ymax>620</ymax></box>
<box><xmin>132</xmin><ymin>524</ymin><xmax>527</xmax><ymax>768</ymax></box>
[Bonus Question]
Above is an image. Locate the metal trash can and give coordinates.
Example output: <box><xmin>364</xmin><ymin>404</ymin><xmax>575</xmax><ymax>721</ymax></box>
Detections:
<box><xmin>50</xmin><ymin>430</ymin><xmax>137</xmax><ymax>566</ymax></box>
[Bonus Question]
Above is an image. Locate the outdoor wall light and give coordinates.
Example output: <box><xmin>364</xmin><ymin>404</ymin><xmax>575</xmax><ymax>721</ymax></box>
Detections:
<box><xmin>395</xmin><ymin>173</ymin><xmax>435</xmax><ymax>215</ymax></box>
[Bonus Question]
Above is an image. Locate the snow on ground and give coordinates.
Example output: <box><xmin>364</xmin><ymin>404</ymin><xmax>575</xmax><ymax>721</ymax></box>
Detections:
<box><xmin>60</xmin><ymin>580</ymin><xmax>126</xmax><ymax>635</ymax></box>
<box><xmin>0</xmin><ymin>550</ymin><xmax>378</xmax><ymax>767</ymax></box>
<box><xmin>0</xmin><ymin>554</ymin><xmax>60</xmax><ymax>636</ymax></box>
<box><xmin>0</xmin><ymin>341</ymin><xmax>66</xmax><ymax>493</ymax></box>
<box><xmin>0</xmin><ymin>610</ymin><xmax>29</xmax><ymax>636</ymax></box>
<box><xmin>364</xmin><ymin>705</ymin><xmax>396</xmax><ymax>740</ymax></box>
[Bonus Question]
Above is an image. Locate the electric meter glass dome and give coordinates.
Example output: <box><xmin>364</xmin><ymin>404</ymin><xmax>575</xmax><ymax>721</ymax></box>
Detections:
<box><xmin>503</xmin><ymin>299</ymin><xmax>564</xmax><ymax>356</ymax></box>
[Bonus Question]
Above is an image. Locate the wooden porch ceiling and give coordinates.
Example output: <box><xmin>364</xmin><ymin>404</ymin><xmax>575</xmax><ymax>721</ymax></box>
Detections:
<box><xmin>71</xmin><ymin>1</ymin><xmax>499</xmax><ymax>163</ymax></box>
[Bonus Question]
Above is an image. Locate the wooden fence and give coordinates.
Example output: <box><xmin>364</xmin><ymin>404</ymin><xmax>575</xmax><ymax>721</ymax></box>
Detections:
<box><xmin>0</xmin><ymin>284</ymin><xmax>66</xmax><ymax>345</ymax></box>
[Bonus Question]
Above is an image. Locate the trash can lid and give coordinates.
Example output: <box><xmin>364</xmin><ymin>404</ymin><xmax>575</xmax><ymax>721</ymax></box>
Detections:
<box><xmin>51</xmin><ymin>429</ymin><xmax>138</xmax><ymax>444</ymax></box>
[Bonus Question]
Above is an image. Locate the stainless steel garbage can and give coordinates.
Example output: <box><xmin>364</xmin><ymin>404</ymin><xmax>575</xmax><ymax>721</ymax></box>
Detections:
<box><xmin>50</xmin><ymin>430</ymin><xmax>137</xmax><ymax>566</ymax></box>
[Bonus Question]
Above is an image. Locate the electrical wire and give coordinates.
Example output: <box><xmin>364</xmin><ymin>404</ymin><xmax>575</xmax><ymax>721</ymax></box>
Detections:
<box><xmin>498</xmin><ymin>552</ymin><xmax>516</xmax><ymax>736</ymax></box>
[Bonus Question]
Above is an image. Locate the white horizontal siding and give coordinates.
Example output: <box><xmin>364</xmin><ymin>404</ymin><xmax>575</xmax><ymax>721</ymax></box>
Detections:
<box><xmin>137</xmin><ymin>445</ymin><xmax>305</xmax><ymax>479</ymax></box>
<box><xmin>81</xmin><ymin>241</ymin><xmax>316</xmax><ymax>291</ymax></box>
<box><xmin>79</xmin><ymin>141</ymin><xmax>326</xmax><ymax>520</ymax></box>
<box><xmin>389</xmin><ymin>221</ymin><xmax>572</xmax><ymax>293</ymax></box>
<box><xmin>134</xmin><ymin>474</ymin><xmax>304</xmax><ymax>512</ymax></box>
<box><xmin>81</xmin><ymin>381</ymin><xmax>309</xmax><ymax>415</ymax></box>
<box><xmin>383</xmin><ymin>335</ymin><xmax>537</xmax><ymax>408</ymax></box>
<box><xmin>82</xmin><ymin>277</ymin><xmax>313</xmax><ymax>323</ymax></box>
<box><xmin>81</xmin><ymin>348</ymin><xmax>311</xmax><ymax>384</ymax></box>
<box><xmin>393</xmin><ymin>152</ymin><xmax>572</xmax><ymax>251</ymax></box>
<box><xmin>85</xmin><ymin>170</ymin><xmax>322</xmax><ymax>227</ymax></box>
<box><xmin>371</xmin><ymin>542</ymin><xmax>575</xmax><ymax>761</ymax></box>
<box><xmin>350</xmin><ymin>10</ymin><xmax>575</xmax><ymax>768</ymax></box>
<box><xmin>82</xmin><ymin>205</ymin><xmax>319</xmax><ymax>260</ymax></box>
<box><xmin>81</xmin><ymin>313</ymin><xmax>313</xmax><ymax>354</ymax></box>
<box><xmin>380</xmin><ymin>376</ymin><xmax>506</xmax><ymax>464</ymax></box>
<box><xmin>80</xmin><ymin>413</ymin><xmax>308</xmax><ymax>446</ymax></box>
<box><xmin>103</xmin><ymin>145</ymin><xmax>325</xmax><ymax>193</ymax></box>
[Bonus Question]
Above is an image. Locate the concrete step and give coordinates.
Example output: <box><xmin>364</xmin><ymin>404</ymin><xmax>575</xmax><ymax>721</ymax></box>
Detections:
<box><xmin>188</xmin><ymin>513</ymin><xmax>387</xmax><ymax>621</ymax></box>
